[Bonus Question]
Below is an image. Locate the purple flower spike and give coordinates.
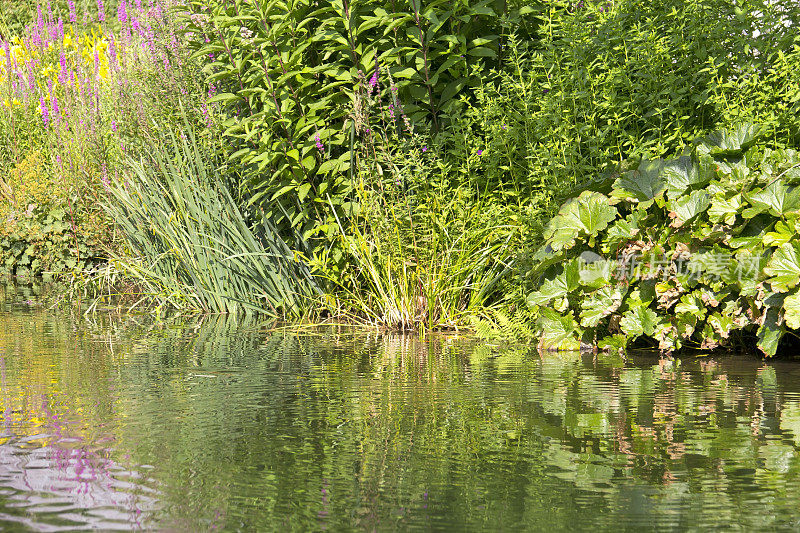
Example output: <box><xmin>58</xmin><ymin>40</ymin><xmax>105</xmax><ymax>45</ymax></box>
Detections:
<box><xmin>118</xmin><ymin>1</ymin><xmax>128</xmax><ymax>24</ymax></box>
<box><xmin>97</xmin><ymin>0</ymin><xmax>105</xmax><ymax>22</ymax></box>
<box><xmin>51</xmin><ymin>94</ymin><xmax>60</xmax><ymax>126</ymax></box>
<box><xmin>40</xmin><ymin>97</ymin><xmax>50</xmax><ymax>126</ymax></box>
<box><xmin>68</xmin><ymin>0</ymin><xmax>77</xmax><ymax>23</ymax></box>
<box><xmin>315</xmin><ymin>133</ymin><xmax>324</xmax><ymax>153</ymax></box>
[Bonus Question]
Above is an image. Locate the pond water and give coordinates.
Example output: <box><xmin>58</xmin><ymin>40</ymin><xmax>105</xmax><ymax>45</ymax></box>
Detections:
<box><xmin>2</xmin><ymin>293</ymin><xmax>800</xmax><ymax>530</ymax></box>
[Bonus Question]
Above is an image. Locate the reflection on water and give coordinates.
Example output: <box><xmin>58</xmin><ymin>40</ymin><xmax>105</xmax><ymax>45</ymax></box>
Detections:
<box><xmin>2</xmin><ymin>305</ymin><xmax>800</xmax><ymax>530</ymax></box>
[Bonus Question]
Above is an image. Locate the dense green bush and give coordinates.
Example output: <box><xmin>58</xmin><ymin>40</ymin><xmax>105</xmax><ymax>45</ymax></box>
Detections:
<box><xmin>0</xmin><ymin>151</ymin><xmax>110</xmax><ymax>280</ymax></box>
<box><xmin>526</xmin><ymin>124</ymin><xmax>800</xmax><ymax>356</ymax></box>
<box><xmin>187</xmin><ymin>0</ymin><xmax>800</xmax><ymax>250</ymax></box>
<box><xmin>450</xmin><ymin>0</ymin><xmax>800</xmax><ymax>216</ymax></box>
<box><xmin>183</xmin><ymin>0</ymin><xmax>536</xmax><ymax>244</ymax></box>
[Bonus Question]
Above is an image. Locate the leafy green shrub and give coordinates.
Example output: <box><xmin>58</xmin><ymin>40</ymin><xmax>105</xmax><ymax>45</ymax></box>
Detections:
<box><xmin>183</xmin><ymin>0</ymin><xmax>536</xmax><ymax>244</ymax></box>
<box><xmin>449</xmin><ymin>1</ymin><xmax>800</xmax><ymax>218</ymax></box>
<box><xmin>0</xmin><ymin>151</ymin><xmax>110</xmax><ymax>280</ymax></box>
<box><xmin>527</xmin><ymin>124</ymin><xmax>800</xmax><ymax>356</ymax></box>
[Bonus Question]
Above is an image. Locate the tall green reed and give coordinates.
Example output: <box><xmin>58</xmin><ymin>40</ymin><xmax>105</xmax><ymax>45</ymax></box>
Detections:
<box><xmin>101</xmin><ymin>123</ymin><xmax>319</xmax><ymax>316</ymax></box>
<box><xmin>312</xmin><ymin>181</ymin><xmax>519</xmax><ymax>331</ymax></box>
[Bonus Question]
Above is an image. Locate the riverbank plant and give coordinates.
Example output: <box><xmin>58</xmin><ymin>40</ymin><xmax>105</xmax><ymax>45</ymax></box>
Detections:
<box><xmin>312</xmin><ymin>182</ymin><xmax>519</xmax><ymax>331</ymax></box>
<box><xmin>100</xmin><ymin>125</ymin><xmax>319</xmax><ymax>316</ymax></box>
<box><xmin>0</xmin><ymin>0</ymin><xmax>220</xmax><ymax>282</ymax></box>
<box><xmin>526</xmin><ymin>124</ymin><xmax>800</xmax><ymax>356</ymax></box>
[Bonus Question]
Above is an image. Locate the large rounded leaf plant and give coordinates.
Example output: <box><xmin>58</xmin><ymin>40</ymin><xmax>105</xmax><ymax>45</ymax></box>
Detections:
<box><xmin>528</xmin><ymin>124</ymin><xmax>800</xmax><ymax>356</ymax></box>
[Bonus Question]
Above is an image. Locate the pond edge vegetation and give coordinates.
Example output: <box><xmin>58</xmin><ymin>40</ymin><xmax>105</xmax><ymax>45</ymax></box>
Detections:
<box><xmin>2</xmin><ymin>0</ymin><xmax>800</xmax><ymax>356</ymax></box>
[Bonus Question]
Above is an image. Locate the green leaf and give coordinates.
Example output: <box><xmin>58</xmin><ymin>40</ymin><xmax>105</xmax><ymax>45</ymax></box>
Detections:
<box><xmin>675</xmin><ymin>291</ymin><xmax>706</xmax><ymax>319</ymax></box>
<box><xmin>707</xmin><ymin>193</ymin><xmax>742</xmax><ymax>225</ymax></box>
<box><xmin>537</xmin><ymin>308</ymin><xmax>581</xmax><ymax>351</ymax></box>
<box><xmin>298</xmin><ymin>182</ymin><xmax>312</xmax><ymax>202</ymax></box>
<box><xmin>758</xmin><ymin>306</ymin><xmax>783</xmax><ymax>357</ymax></box>
<box><xmin>664</xmin><ymin>155</ymin><xmax>705</xmax><ymax>199</ymax></box>
<box><xmin>783</xmin><ymin>291</ymin><xmax>800</xmax><ymax>330</ymax></box>
<box><xmin>667</xmin><ymin>189</ymin><xmax>710</xmax><ymax>228</ymax></box>
<box><xmin>578</xmin><ymin>256</ymin><xmax>615</xmax><ymax>289</ymax></box>
<box><xmin>467</xmin><ymin>46</ymin><xmax>496</xmax><ymax>58</ymax></box>
<box><xmin>764</xmin><ymin>220</ymin><xmax>795</xmax><ymax>247</ymax></box>
<box><xmin>543</xmin><ymin>191</ymin><xmax>618</xmax><ymax>251</ymax></box>
<box><xmin>611</xmin><ymin>159</ymin><xmax>665</xmax><ymax>203</ymax></box>
<box><xmin>579</xmin><ymin>285</ymin><xmax>623</xmax><ymax>327</ymax></box>
<box><xmin>527</xmin><ymin>260</ymin><xmax>580</xmax><ymax>306</ymax></box>
<box><xmin>745</xmin><ymin>180</ymin><xmax>800</xmax><ymax>217</ymax></box>
<box><xmin>620</xmin><ymin>306</ymin><xmax>658</xmax><ymax>337</ymax></box>
<box><xmin>765</xmin><ymin>242</ymin><xmax>800</xmax><ymax>292</ymax></box>
<box><xmin>697</xmin><ymin>123</ymin><xmax>765</xmax><ymax>157</ymax></box>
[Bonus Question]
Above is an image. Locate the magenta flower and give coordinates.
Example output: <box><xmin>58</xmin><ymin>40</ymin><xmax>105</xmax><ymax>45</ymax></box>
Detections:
<box><xmin>118</xmin><ymin>1</ymin><xmax>128</xmax><ymax>24</ymax></box>
<box><xmin>422</xmin><ymin>146</ymin><xmax>427</xmax><ymax>153</ymax></box>
<box><xmin>369</xmin><ymin>67</ymin><xmax>379</xmax><ymax>90</ymax></box>
<box><xmin>58</xmin><ymin>52</ymin><xmax>67</xmax><ymax>84</ymax></box>
<box><xmin>315</xmin><ymin>133</ymin><xmax>324</xmax><ymax>153</ymax></box>
<box><xmin>97</xmin><ymin>0</ymin><xmax>105</xmax><ymax>22</ymax></box>
<box><xmin>51</xmin><ymin>94</ymin><xmax>60</xmax><ymax>126</ymax></box>
<box><xmin>111</xmin><ymin>120</ymin><xmax>117</xmax><ymax>133</ymax></box>
<box><xmin>68</xmin><ymin>0</ymin><xmax>77</xmax><ymax>23</ymax></box>
<box><xmin>40</xmin><ymin>97</ymin><xmax>50</xmax><ymax>126</ymax></box>
<box><xmin>477</xmin><ymin>149</ymin><xmax>483</xmax><ymax>156</ymax></box>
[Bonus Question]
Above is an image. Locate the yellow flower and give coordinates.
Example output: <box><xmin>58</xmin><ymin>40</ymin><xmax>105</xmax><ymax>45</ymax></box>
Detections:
<box><xmin>11</xmin><ymin>44</ymin><xmax>27</xmax><ymax>64</ymax></box>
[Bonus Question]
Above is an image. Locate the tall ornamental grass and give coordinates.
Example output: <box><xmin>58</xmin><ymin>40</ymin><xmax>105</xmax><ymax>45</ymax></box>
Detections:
<box><xmin>312</xmin><ymin>183</ymin><xmax>519</xmax><ymax>331</ymax></box>
<box><xmin>102</xmin><ymin>125</ymin><xmax>319</xmax><ymax>316</ymax></box>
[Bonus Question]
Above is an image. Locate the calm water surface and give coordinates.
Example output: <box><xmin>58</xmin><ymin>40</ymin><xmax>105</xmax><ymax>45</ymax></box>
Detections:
<box><xmin>2</xmin><ymin>290</ymin><xmax>800</xmax><ymax>530</ymax></box>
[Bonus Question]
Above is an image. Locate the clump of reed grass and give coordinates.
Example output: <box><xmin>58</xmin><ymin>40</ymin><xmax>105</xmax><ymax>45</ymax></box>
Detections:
<box><xmin>314</xmin><ymin>184</ymin><xmax>519</xmax><ymax>331</ymax></box>
<box><xmin>93</xmin><ymin>124</ymin><xmax>319</xmax><ymax>317</ymax></box>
